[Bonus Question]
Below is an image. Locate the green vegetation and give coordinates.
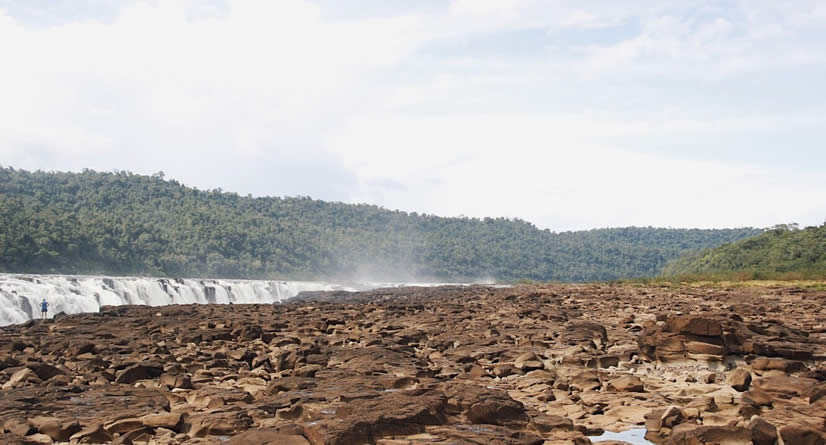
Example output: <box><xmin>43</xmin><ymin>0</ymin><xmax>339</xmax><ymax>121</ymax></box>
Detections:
<box><xmin>0</xmin><ymin>167</ymin><xmax>761</xmax><ymax>282</ymax></box>
<box><xmin>662</xmin><ymin>223</ymin><xmax>826</xmax><ymax>280</ymax></box>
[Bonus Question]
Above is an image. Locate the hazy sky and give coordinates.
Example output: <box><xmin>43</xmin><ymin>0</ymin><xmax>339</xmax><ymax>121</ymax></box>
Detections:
<box><xmin>1</xmin><ymin>0</ymin><xmax>825</xmax><ymax>230</ymax></box>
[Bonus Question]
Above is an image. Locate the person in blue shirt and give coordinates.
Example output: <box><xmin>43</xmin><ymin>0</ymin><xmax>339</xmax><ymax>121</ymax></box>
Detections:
<box><xmin>40</xmin><ymin>299</ymin><xmax>49</xmax><ymax>319</ymax></box>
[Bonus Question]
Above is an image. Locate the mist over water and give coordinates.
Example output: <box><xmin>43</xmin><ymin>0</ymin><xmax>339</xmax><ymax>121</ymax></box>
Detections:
<box><xmin>0</xmin><ymin>273</ymin><xmax>477</xmax><ymax>327</ymax></box>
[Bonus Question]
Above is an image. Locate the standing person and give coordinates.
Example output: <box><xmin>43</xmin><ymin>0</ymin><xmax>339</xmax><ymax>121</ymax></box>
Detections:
<box><xmin>40</xmin><ymin>299</ymin><xmax>48</xmax><ymax>319</ymax></box>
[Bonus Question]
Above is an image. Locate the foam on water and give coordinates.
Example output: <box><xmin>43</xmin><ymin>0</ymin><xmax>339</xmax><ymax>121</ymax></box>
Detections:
<box><xmin>0</xmin><ymin>273</ymin><xmax>468</xmax><ymax>327</ymax></box>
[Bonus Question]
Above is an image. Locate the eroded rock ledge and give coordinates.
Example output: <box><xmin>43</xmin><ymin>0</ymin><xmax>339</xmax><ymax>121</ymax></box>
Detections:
<box><xmin>1</xmin><ymin>284</ymin><xmax>825</xmax><ymax>444</ymax></box>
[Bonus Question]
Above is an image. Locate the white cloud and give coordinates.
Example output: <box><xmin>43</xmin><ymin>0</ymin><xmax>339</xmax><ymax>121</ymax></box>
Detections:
<box><xmin>0</xmin><ymin>0</ymin><xmax>825</xmax><ymax>230</ymax></box>
<box><xmin>329</xmin><ymin>112</ymin><xmax>826</xmax><ymax>229</ymax></box>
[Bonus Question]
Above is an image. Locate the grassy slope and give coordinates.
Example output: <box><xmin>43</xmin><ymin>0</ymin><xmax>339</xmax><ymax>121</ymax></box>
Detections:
<box><xmin>662</xmin><ymin>224</ymin><xmax>826</xmax><ymax>280</ymax></box>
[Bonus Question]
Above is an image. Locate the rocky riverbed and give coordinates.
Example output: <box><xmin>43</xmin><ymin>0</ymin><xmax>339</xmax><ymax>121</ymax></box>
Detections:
<box><xmin>1</xmin><ymin>284</ymin><xmax>825</xmax><ymax>444</ymax></box>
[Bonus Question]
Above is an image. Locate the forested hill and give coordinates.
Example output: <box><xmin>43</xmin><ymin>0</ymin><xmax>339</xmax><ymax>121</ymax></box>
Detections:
<box><xmin>0</xmin><ymin>168</ymin><xmax>761</xmax><ymax>282</ymax></box>
<box><xmin>663</xmin><ymin>224</ymin><xmax>826</xmax><ymax>279</ymax></box>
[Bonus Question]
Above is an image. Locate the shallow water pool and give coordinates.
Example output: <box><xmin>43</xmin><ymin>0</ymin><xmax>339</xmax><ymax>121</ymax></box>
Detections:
<box><xmin>589</xmin><ymin>428</ymin><xmax>655</xmax><ymax>444</ymax></box>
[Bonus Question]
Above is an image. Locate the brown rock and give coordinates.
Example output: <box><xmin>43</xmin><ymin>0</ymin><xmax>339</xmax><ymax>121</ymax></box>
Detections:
<box><xmin>159</xmin><ymin>373</ymin><xmax>193</xmax><ymax>389</ymax></box>
<box><xmin>659</xmin><ymin>406</ymin><xmax>684</xmax><ymax>429</ymax></box>
<box><xmin>3</xmin><ymin>418</ymin><xmax>34</xmax><ymax>436</ymax></box>
<box><xmin>669</xmin><ymin>424</ymin><xmax>750</xmax><ymax>444</ymax></box>
<box><xmin>229</xmin><ymin>430</ymin><xmax>311</xmax><ymax>445</ymax></box>
<box><xmin>726</xmin><ymin>367</ymin><xmax>752</xmax><ymax>392</ymax></box>
<box><xmin>28</xmin><ymin>417</ymin><xmax>80</xmax><ymax>442</ymax></box>
<box><xmin>607</xmin><ymin>375</ymin><xmax>644</xmax><ymax>393</ymax></box>
<box><xmin>570</xmin><ymin>370</ymin><xmax>602</xmax><ymax>392</ymax></box>
<box><xmin>25</xmin><ymin>362</ymin><xmax>64</xmax><ymax>381</ymax></box>
<box><xmin>115</xmin><ymin>363</ymin><xmax>164</xmax><ymax>384</ymax></box>
<box><xmin>113</xmin><ymin>426</ymin><xmax>155</xmax><ymax>445</ymax></box>
<box><xmin>560</xmin><ymin>321</ymin><xmax>609</xmax><ymax>350</ymax></box>
<box><xmin>753</xmin><ymin>375</ymin><xmax>818</xmax><ymax>398</ymax></box>
<box><xmin>2</xmin><ymin>368</ymin><xmax>39</xmax><ymax>389</ymax></box>
<box><xmin>777</xmin><ymin>424</ymin><xmax>826</xmax><ymax>445</ymax></box>
<box><xmin>104</xmin><ymin>417</ymin><xmax>144</xmax><ymax>435</ymax></box>
<box><xmin>514</xmin><ymin>352</ymin><xmax>544</xmax><ymax>371</ymax></box>
<box><xmin>140</xmin><ymin>412</ymin><xmax>183</xmax><ymax>430</ymax></box>
<box><xmin>2</xmin><ymin>284</ymin><xmax>825</xmax><ymax>445</ymax></box>
<box><xmin>742</xmin><ymin>388</ymin><xmax>774</xmax><ymax>407</ymax></box>
<box><xmin>468</xmin><ymin>398</ymin><xmax>530</xmax><ymax>427</ymax></box>
<box><xmin>427</xmin><ymin>424</ymin><xmax>547</xmax><ymax>445</ymax></box>
<box><xmin>748</xmin><ymin>417</ymin><xmax>778</xmax><ymax>445</ymax></box>
<box><xmin>750</xmin><ymin>357</ymin><xmax>805</xmax><ymax>373</ymax></box>
<box><xmin>69</xmin><ymin>423</ymin><xmax>112</xmax><ymax>443</ymax></box>
<box><xmin>531</xmin><ymin>414</ymin><xmax>573</xmax><ymax>433</ymax></box>
<box><xmin>666</xmin><ymin>316</ymin><xmax>723</xmax><ymax>336</ymax></box>
<box><xmin>809</xmin><ymin>383</ymin><xmax>826</xmax><ymax>404</ymax></box>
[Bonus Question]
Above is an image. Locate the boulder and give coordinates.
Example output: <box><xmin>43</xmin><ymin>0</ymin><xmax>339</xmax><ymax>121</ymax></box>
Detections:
<box><xmin>665</xmin><ymin>316</ymin><xmax>723</xmax><ymax>336</ymax></box>
<box><xmin>514</xmin><ymin>352</ymin><xmax>544</xmax><ymax>371</ymax></box>
<box><xmin>69</xmin><ymin>423</ymin><xmax>112</xmax><ymax>443</ymax></box>
<box><xmin>726</xmin><ymin>368</ymin><xmax>752</xmax><ymax>392</ymax></box>
<box><xmin>750</xmin><ymin>357</ymin><xmax>805</xmax><ymax>373</ymax></box>
<box><xmin>748</xmin><ymin>417</ymin><xmax>778</xmax><ymax>445</ymax></box>
<box><xmin>570</xmin><ymin>370</ymin><xmax>602</xmax><ymax>392</ymax></box>
<box><xmin>808</xmin><ymin>383</ymin><xmax>826</xmax><ymax>404</ymax></box>
<box><xmin>607</xmin><ymin>375</ymin><xmax>644</xmax><ymax>393</ymax></box>
<box><xmin>753</xmin><ymin>375</ymin><xmax>818</xmax><ymax>398</ymax></box>
<box><xmin>25</xmin><ymin>362</ymin><xmax>64</xmax><ymax>381</ymax></box>
<box><xmin>3</xmin><ymin>418</ymin><xmax>34</xmax><ymax>436</ymax></box>
<box><xmin>140</xmin><ymin>412</ymin><xmax>183</xmax><ymax>430</ymax></box>
<box><xmin>115</xmin><ymin>363</ymin><xmax>164</xmax><ymax>384</ymax></box>
<box><xmin>104</xmin><ymin>418</ymin><xmax>144</xmax><ymax>435</ymax></box>
<box><xmin>28</xmin><ymin>417</ymin><xmax>80</xmax><ymax>442</ymax></box>
<box><xmin>468</xmin><ymin>398</ymin><xmax>530</xmax><ymax>427</ymax></box>
<box><xmin>777</xmin><ymin>424</ymin><xmax>826</xmax><ymax>445</ymax></box>
<box><xmin>2</xmin><ymin>368</ymin><xmax>39</xmax><ymax>389</ymax></box>
<box><xmin>560</xmin><ymin>321</ymin><xmax>609</xmax><ymax>351</ymax></box>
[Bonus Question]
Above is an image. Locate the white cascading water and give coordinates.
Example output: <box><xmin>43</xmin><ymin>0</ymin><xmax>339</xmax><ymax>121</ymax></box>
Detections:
<box><xmin>0</xmin><ymin>273</ymin><xmax>503</xmax><ymax>327</ymax></box>
<box><xmin>0</xmin><ymin>274</ymin><xmax>365</xmax><ymax>327</ymax></box>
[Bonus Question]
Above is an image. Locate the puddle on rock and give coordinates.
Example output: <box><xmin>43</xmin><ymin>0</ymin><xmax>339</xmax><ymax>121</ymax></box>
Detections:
<box><xmin>589</xmin><ymin>428</ymin><xmax>655</xmax><ymax>445</ymax></box>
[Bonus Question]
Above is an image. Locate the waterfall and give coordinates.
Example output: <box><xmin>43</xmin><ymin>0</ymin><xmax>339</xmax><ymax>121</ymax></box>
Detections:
<box><xmin>0</xmin><ymin>274</ymin><xmax>357</xmax><ymax>327</ymax></box>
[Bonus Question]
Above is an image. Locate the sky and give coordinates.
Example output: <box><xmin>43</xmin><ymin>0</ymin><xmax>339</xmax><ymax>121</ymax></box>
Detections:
<box><xmin>1</xmin><ymin>0</ymin><xmax>825</xmax><ymax>231</ymax></box>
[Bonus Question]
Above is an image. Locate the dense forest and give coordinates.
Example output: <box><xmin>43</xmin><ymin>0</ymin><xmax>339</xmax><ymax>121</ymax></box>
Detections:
<box><xmin>0</xmin><ymin>167</ymin><xmax>762</xmax><ymax>282</ymax></box>
<box><xmin>662</xmin><ymin>223</ymin><xmax>826</xmax><ymax>280</ymax></box>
